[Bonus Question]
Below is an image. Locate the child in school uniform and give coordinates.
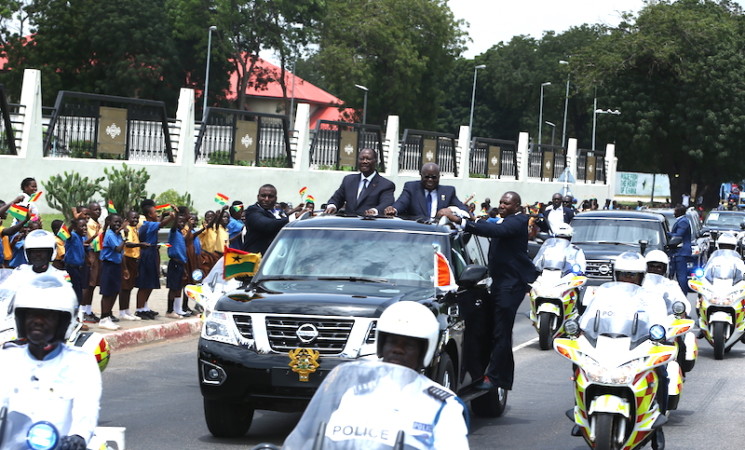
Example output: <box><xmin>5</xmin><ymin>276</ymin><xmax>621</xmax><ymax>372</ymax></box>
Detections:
<box><xmin>199</xmin><ymin>210</ymin><xmax>218</xmax><ymax>274</ymax></box>
<box><xmin>135</xmin><ymin>201</ymin><xmax>175</xmax><ymax>320</ymax></box>
<box><xmin>50</xmin><ymin>219</ymin><xmax>66</xmax><ymax>270</ymax></box>
<box><xmin>119</xmin><ymin>210</ymin><xmax>149</xmax><ymax>321</ymax></box>
<box><xmin>81</xmin><ymin>202</ymin><xmax>102</xmax><ymax>323</ymax></box>
<box><xmin>0</xmin><ymin>196</ymin><xmax>29</xmax><ymax>267</ymax></box>
<box><xmin>8</xmin><ymin>220</ymin><xmax>41</xmax><ymax>268</ymax></box>
<box><xmin>65</xmin><ymin>217</ymin><xmax>88</xmax><ymax>305</ymax></box>
<box><xmin>15</xmin><ymin>177</ymin><xmax>40</xmax><ymax>225</ymax></box>
<box><xmin>166</xmin><ymin>212</ymin><xmax>191</xmax><ymax>318</ymax></box>
<box><xmin>98</xmin><ymin>213</ymin><xmax>126</xmax><ymax>330</ymax></box>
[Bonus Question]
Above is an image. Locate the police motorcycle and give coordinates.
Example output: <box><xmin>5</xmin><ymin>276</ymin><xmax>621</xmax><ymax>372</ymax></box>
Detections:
<box><xmin>554</xmin><ymin>282</ymin><xmax>693</xmax><ymax>450</ymax></box>
<box><xmin>687</xmin><ymin>248</ymin><xmax>745</xmax><ymax>360</ymax></box>
<box><xmin>0</xmin><ymin>407</ymin><xmax>63</xmax><ymax>450</ymax></box>
<box><xmin>183</xmin><ymin>257</ymin><xmax>240</xmax><ymax>321</ymax></box>
<box><xmin>529</xmin><ymin>237</ymin><xmax>587</xmax><ymax>350</ymax></box>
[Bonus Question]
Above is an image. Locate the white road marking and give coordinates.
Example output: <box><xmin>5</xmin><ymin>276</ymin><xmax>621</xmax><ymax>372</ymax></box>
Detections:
<box><xmin>513</xmin><ymin>337</ymin><xmax>538</xmax><ymax>352</ymax></box>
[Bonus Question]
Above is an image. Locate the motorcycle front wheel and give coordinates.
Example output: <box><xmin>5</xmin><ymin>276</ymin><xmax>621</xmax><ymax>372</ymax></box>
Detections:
<box><xmin>593</xmin><ymin>413</ymin><xmax>621</xmax><ymax>450</ymax></box>
<box><xmin>712</xmin><ymin>321</ymin><xmax>727</xmax><ymax>360</ymax></box>
<box><xmin>538</xmin><ymin>312</ymin><xmax>555</xmax><ymax>350</ymax></box>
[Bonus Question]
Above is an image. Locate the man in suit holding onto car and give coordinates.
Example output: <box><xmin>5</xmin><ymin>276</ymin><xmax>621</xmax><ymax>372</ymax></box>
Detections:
<box><xmin>244</xmin><ymin>184</ymin><xmax>310</xmax><ymax>255</ymax></box>
<box><xmin>384</xmin><ymin>163</ymin><xmax>468</xmax><ymax>220</ymax></box>
<box><xmin>323</xmin><ymin>148</ymin><xmax>395</xmax><ymax>216</ymax></box>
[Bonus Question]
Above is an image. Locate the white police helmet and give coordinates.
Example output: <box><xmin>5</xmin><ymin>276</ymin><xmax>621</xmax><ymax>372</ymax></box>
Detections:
<box><xmin>376</xmin><ymin>301</ymin><xmax>440</xmax><ymax>368</ymax></box>
<box><xmin>613</xmin><ymin>251</ymin><xmax>647</xmax><ymax>283</ymax></box>
<box><xmin>14</xmin><ymin>274</ymin><xmax>77</xmax><ymax>342</ymax></box>
<box><xmin>24</xmin><ymin>229</ymin><xmax>57</xmax><ymax>261</ymax></box>
<box><xmin>645</xmin><ymin>249</ymin><xmax>670</xmax><ymax>268</ymax></box>
<box><xmin>717</xmin><ymin>233</ymin><xmax>738</xmax><ymax>250</ymax></box>
<box><xmin>554</xmin><ymin>223</ymin><xmax>573</xmax><ymax>239</ymax></box>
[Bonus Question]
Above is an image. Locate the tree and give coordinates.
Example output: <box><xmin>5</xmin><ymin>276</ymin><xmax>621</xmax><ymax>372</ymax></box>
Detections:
<box><xmin>306</xmin><ymin>0</ymin><xmax>466</xmax><ymax>130</ymax></box>
<box><xmin>43</xmin><ymin>171</ymin><xmax>103</xmax><ymax>222</ymax></box>
<box><xmin>574</xmin><ymin>0</ymin><xmax>745</xmax><ymax>206</ymax></box>
<box><xmin>100</xmin><ymin>164</ymin><xmax>151</xmax><ymax>215</ymax></box>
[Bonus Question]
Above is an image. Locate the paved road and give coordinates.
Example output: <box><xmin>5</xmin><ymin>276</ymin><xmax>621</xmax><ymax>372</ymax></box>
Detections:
<box><xmin>101</xmin><ymin>296</ymin><xmax>745</xmax><ymax>449</ymax></box>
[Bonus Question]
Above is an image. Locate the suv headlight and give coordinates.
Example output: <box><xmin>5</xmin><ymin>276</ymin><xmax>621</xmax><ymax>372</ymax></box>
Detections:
<box><xmin>583</xmin><ymin>356</ymin><xmax>640</xmax><ymax>385</ymax></box>
<box><xmin>202</xmin><ymin>311</ymin><xmax>240</xmax><ymax>345</ymax></box>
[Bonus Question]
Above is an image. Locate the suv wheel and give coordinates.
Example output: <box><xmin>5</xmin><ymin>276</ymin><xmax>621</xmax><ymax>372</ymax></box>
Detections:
<box><xmin>204</xmin><ymin>398</ymin><xmax>254</xmax><ymax>437</ymax></box>
<box><xmin>436</xmin><ymin>353</ymin><xmax>456</xmax><ymax>390</ymax></box>
<box><xmin>471</xmin><ymin>386</ymin><xmax>508</xmax><ymax>418</ymax></box>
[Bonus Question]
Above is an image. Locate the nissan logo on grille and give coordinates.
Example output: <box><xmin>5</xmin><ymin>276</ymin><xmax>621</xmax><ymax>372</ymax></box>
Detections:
<box><xmin>296</xmin><ymin>323</ymin><xmax>319</xmax><ymax>343</ymax></box>
<box><xmin>598</xmin><ymin>264</ymin><xmax>611</xmax><ymax>275</ymax></box>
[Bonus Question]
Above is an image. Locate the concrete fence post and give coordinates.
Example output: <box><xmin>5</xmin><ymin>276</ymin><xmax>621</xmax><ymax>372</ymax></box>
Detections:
<box><xmin>175</xmin><ymin>88</ymin><xmax>195</xmax><ymax>167</ymax></box>
<box><xmin>457</xmin><ymin>125</ymin><xmax>470</xmax><ymax>180</ymax></box>
<box><xmin>605</xmin><ymin>143</ymin><xmax>617</xmax><ymax>200</ymax></box>
<box><xmin>19</xmin><ymin>69</ymin><xmax>43</xmax><ymax>160</ymax></box>
<box><xmin>567</xmin><ymin>138</ymin><xmax>578</xmax><ymax>181</ymax></box>
<box><xmin>384</xmin><ymin>115</ymin><xmax>399</xmax><ymax>176</ymax></box>
<box><xmin>293</xmin><ymin>103</ymin><xmax>310</xmax><ymax>171</ymax></box>
<box><xmin>517</xmin><ymin>131</ymin><xmax>529</xmax><ymax>181</ymax></box>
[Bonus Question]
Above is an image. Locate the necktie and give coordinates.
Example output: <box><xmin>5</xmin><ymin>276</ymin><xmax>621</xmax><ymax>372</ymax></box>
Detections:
<box><xmin>425</xmin><ymin>191</ymin><xmax>433</xmax><ymax>217</ymax></box>
<box><xmin>358</xmin><ymin>178</ymin><xmax>368</xmax><ymax>199</ymax></box>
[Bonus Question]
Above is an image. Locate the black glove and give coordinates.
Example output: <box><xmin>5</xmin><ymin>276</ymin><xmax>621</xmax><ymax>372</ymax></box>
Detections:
<box><xmin>59</xmin><ymin>434</ymin><xmax>86</xmax><ymax>450</ymax></box>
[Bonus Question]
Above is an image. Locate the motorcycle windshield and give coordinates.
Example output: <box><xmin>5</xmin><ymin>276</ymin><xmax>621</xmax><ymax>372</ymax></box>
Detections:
<box><xmin>533</xmin><ymin>238</ymin><xmax>571</xmax><ymax>272</ymax></box>
<box><xmin>284</xmin><ymin>361</ymin><xmax>432</xmax><ymax>450</ymax></box>
<box><xmin>703</xmin><ymin>250</ymin><xmax>744</xmax><ymax>286</ymax></box>
<box><xmin>581</xmin><ymin>283</ymin><xmax>656</xmax><ymax>343</ymax></box>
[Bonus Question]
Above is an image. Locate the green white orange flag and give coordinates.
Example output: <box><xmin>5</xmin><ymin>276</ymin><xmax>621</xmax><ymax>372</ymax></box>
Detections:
<box><xmin>29</xmin><ymin>191</ymin><xmax>43</xmax><ymax>202</ymax></box>
<box><xmin>107</xmin><ymin>200</ymin><xmax>117</xmax><ymax>214</ymax></box>
<box><xmin>56</xmin><ymin>224</ymin><xmax>71</xmax><ymax>241</ymax></box>
<box><xmin>434</xmin><ymin>249</ymin><xmax>457</xmax><ymax>292</ymax></box>
<box><xmin>7</xmin><ymin>204</ymin><xmax>28</xmax><ymax>221</ymax></box>
<box><xmin>224</xmin><ymin>247</ymin><xmax>261</xmax><ymax>280</ymax></box>
<box><xmin>215</xmin><ymin>193</ymin><xmax>229</xmax><ymax>206</ymax></box>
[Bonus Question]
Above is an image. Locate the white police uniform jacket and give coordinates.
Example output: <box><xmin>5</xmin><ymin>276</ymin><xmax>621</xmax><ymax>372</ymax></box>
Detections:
<box><xmin>0</xmin><ymin>342</ymin><xmax>101</xmax><ymax>442</ymax></box>
<box><xmin>283</xmin><ymin>360</ymin><xmax>469</xmax><ymax>449</ymax></box>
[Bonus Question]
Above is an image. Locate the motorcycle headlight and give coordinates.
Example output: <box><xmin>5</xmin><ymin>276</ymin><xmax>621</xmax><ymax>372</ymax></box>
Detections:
<box><xmin>710</xmin><ymin>294</ymin><xmax>737</xmax><ymax>306</ymax></box>
<box><xmin>583</xmin><ymin>356</ymin><xmax>640</xmax><ymax>385</ymax></box>
<box><xmin>201</xmin><ymin>311</ymin><xmax>240</xmax><ymax>345</ymax></box>
<box><xmin>26</xmin><ymin>421</ymin><xmax>59</xmax><ymax>450</ymax></box>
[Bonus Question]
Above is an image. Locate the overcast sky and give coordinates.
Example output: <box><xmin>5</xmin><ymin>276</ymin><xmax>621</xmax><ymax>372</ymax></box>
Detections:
<box><xmin>449</xmin><ymin>0</ymin><xmax>646</xmax><ymax>58</ymax></box>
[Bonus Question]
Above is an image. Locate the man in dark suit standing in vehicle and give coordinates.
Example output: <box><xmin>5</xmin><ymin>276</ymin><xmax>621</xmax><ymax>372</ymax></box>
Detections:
<box><xmin>439</xmin><ymin>191</ymin><xmax>536</xmax><ymax>397</ymax></box>
<box><xmin>323</xmin><ymin>148</ymin><xmax>395</xmax><ymax>216</ymax></box>
<box><xmin>537</xmin><ymin>192</ymin><xmax>575</xmax><ymax>235</ymax></box>
<box><xmin>244</xmin><ymin>184</ymin><xmax>309</xmax><ymax>255</ymax></box>
<box><xmin>384</xmin><ymin>163</ymin><xmax>468</xmax><ymax>220</ymax></box>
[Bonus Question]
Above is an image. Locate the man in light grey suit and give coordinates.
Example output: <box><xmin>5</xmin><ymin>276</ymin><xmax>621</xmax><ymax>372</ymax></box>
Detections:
<box><xmin>385</xmin><ymin>163</ymin><xmax>468</xmax><ymax>220</ymax></box>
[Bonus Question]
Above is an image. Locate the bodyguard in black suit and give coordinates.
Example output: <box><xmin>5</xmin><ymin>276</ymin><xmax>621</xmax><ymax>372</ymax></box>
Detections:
<box><xmin>384</xmin><ymin>163</ymin><xmax>467</xmax><ymax>220</ymax></box>
<box><xmin>440</xmin><ymin>191</ymin><xmax>536</xmax><ymax>393</ymax></box>
<box><xmin>243</xmin><ymin>184</ymin><xmax>309</xmax><ymax>255</ymax></box>
<box><xmin>537</xmin><ymin>192</ymin><xmax>575</xmax><ymax>234</ymax></box>
<box><xmin>323</xmin><ymin>148</ymin><xmax>395</xmax><ymax>216</ymax></box>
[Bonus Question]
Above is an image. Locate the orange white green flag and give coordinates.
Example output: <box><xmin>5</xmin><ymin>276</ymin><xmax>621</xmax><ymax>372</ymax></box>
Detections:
<box><xmin>224</xmin><ymin>247</ymin><xmax>261</xmax><ymax>280</ymax></box>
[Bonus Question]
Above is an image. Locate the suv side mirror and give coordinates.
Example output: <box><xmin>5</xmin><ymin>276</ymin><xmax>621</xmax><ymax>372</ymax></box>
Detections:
<box><xmin>666</xmin><ymin>235</ymin><xmax>682</xmax><ymax>251</ymax></box>
<box><xmin>740</xmin><ymin>221</ymin><xmax>745</xmax><ymax>230</ymax></box>
<box><xmin>458</xmin><ymin>264</ymin><xmax>489</xmax><ymax>288</ymax></box>
<box><xmin>536</xmin><ymin>232</ymin><xmax>550</xmax><ymax>242</ymax></box>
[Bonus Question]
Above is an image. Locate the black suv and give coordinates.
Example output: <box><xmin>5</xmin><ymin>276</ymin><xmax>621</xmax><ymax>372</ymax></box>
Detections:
<box><xmin>197</xmin><ymin>216</ymin><xmax>501</xmax><ymax>437</ymax></box>
<box><xmin>570</xmin><ymin>211</ymin><xmax>672</xmax><ymax>288</ymax></box>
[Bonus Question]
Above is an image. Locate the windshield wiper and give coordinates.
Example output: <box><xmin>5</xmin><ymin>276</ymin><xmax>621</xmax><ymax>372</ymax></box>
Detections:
<box><xmin>317</xmin><ymin>276</ymin><xmax>390</xmax><ymax>284</ymax></box>
<box><xmin>254</xmin><ymin>276</ymin><xmax>310</xmax><ymax>283</ymax></box>
<box><xmin>574</xmin><ymin>241</ymin><xmax>637</xmax><ymax>246</ymax></box>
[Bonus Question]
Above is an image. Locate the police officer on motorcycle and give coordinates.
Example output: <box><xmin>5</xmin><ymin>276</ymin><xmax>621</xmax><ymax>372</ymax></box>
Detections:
<box><xmin>282</xmin><ymin>301</ymin><xmax>469</xmax><ymax>449</ymax></box>
<box><xmin>0</xmin><ymin>275</ymin><xmax>101</xmax><ymax>450</ymax></box>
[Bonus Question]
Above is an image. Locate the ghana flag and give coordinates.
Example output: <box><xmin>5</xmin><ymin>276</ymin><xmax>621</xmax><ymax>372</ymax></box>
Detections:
<box><xmin>215</xmin><ymin>193</ymin><xmax>229</xmax><ymax>206</ymax></box>
<box><xmin>107</xmin><ymin>200</ymin><xmax>117</xmax><ymax>214</ymax></box>
<box><xmin>91</xmin><ymin>233</ymin><xmax>103</xmax><ymax>252</ymax></box>
<box><xmin>57</xmin><ymin>224</ymin><xmax>71</xmax><ymax>241</ymax></box>
<box><xmin>7</xmin><ymin>204</ymin><xmax>28</xmax><ymax>221</ymax></box>
<box><xmin>155</xmin><ymin>204</ymin><xmax>172</xmax><ymax>212</ymax></box>
<box><xmin>29</xmin><ymin>191</ymin><xmax>43</xmax><ymax>202</ymax></box>
<box><xmin>224</xmin><ymin>247</ymin><xmax>261</xmax><ymax>280</ymax></box>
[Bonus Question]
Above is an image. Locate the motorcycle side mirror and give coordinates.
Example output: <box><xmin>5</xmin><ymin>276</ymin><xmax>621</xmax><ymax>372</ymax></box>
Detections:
<box><xmin>741</xmin><ymin>221</ymin><xmax>745</xmax><ymax>230</ymax></box>
<box><xmin>649</xmin><ymin>324</ymin><xmax>666</xmax><ymax>342</ymax></box>
<box><xmin>671</xmin><ymin>301</ymin><xmax>686</xmax><ymax>317</ymax></box>
<box><xmin>537</xmin><ymin>232</ymin><xmax>550</xmax><ymax>242</ymax></box>
<box><xmin>564</xmin><ymin>319</ymin><xmax>581</xmax><ymax>337</ymax></box>
<box><xmin>458</xmin><ymin>264</ymin><xmax>489</xmax><ymax>289</ymax></box>
<box><xmin>638</xmin><ymin>239</ymin><xmax>649</xmax><ymax>255</ymax></box>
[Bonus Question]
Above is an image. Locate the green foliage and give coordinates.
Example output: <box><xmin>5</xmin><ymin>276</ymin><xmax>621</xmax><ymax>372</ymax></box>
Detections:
<box><xmin>208</xmin><ymin>150</ymin><xmax>232</xmax><ymax>165</ymax></box>
<box><xmin>100</xmin><ymin>164</ymin><xmax>152</xmax><ymax>215</ymax></box>
<box><xmin>69</xmin><ymin>140</ymin><xmax>94</xmax><ymax>159</ymax></box>
<box><xmin>43</xmin><ymin>171</ymin><xmax>104</xmax><ymax>222</ymax></box>
<box><xmin>155</xmin><ymin>189</ymin><xmax>197</xmax><ymax>216</ymax></box>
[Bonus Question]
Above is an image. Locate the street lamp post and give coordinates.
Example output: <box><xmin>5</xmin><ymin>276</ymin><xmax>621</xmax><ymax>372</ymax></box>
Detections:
<box><xmin>354</xmin><ymin>84</ymin><xmax>368</xmax><ymax>124</ymax></box>
<box><xmin>203</xmin><ymin>25</ymin><xmax>217</xmax><ymax>119</ymax></box>
<box><xmin>559</xmin><ymin>60</ymin><xmax>570</xmax><ymax>147</ymax></box>
<box><xmin>538</xmin><ymin>82</ymin><xmax>552</xmax><ymax>147</ymax></box>
<box><xmin>545</xmin><ymin>121</ymin><xmax>556</xmax><ymax>146</ymax></box>
<box><xmin>468</xmin><ymin>64</ymin><xmax>487</xmax><ymax>141</ymax></box>
<box><xmin>592</xmin><ymin>100</ymin><xmax>621</xmax><ymax>150</ymax></box>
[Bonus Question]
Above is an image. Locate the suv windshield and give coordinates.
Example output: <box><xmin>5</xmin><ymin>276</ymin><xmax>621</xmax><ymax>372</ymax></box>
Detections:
<box><xmin>704</xmin><ymin>212</ymin><xmax>745</xmax><ymax>228</ymax></box>
<box><xmin>572</xmin><ymin>218</ymin><xmax>663</xmax><ymax>247</ymax></box>
<box><xmin>257</xmin><ymin>228</ymin><xmax>449</xmax><ymax>287</ymax></box>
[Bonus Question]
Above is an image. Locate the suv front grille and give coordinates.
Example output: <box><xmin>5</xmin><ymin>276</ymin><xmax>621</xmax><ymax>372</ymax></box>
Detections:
<box><xmin>586</xmin><ymin>260</ymin><xmax>614</xmax><ymax>279</ymax></box>
<box><xmin>233</xmin><ymin>314</ymin><xmax>254</xmax><ymax>339</ymax></box>
<box><xmin>265</xmin><ymin>316</ymin><xmax>355</xmax><ymax>355</ymax></box>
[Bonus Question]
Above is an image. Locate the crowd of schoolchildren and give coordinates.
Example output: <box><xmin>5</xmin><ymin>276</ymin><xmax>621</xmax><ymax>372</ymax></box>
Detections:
<box><xmin>0</xmin><ymin>177</ymin><xmax>251</xmax><ymax>331</ymax></box>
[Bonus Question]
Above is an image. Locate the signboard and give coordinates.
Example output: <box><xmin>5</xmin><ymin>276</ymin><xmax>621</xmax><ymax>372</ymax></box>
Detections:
<box><xmin>586</xmin><ymin>155</ymin><xmax>596</xmax><ymax>183</ymax></box>
<box><xmin>97</xmin><ymin>107</ymin><xmax>127</xmax><ymax>156</ymax></box>
<box><xmin>339</xmin><ymin>130</ymin><xmax>358</xmax><ymax>167</ymax></box>
<box><xmin>541</xmin><ymin>151</ymin><xmax>555</xmax><ymax>180</ymax></box>
<box><xmin>421</xmin><ymin>137</ymin><xmax>437</xmax><ymax>167</ymax></box>
<box><xmin>616</xmin><ymin>172</ymin><xmax>671</xmax><ymax>196</ymax></box>
<box><xmin>487</xmin><ymin>145</ymin><xmax>501</xmax><ymax>177</ymax></box>
<box><xmin>234</xmin><ymin>120</ymin><xmax>258</xmax><ymax>164</ymax></box>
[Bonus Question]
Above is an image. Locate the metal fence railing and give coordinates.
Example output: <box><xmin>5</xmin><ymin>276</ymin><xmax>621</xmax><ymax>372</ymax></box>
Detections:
<box><xmin>43</xmin><ymin>91</ymin><xmax>174</xmax><ymax>162</ymax></box>
<box><xmin>399</xmin><ymin>129</ymin><xmax>457</xmax><ymax>176</ymax></box>
<box><xmin>577</xmin><ymin>148</ymin><xmax>606</xmax><ymax>183</ymax></box>
<box><xmin>469</xmin><ymin>137</ymin><xmax>517</xmax><ymax>179</ymax></box>
<box><xmin>0</xmin><ymin>85</ymin><xmax>21</xmax><ymax>155</ymax></box>
<box><xmin>308</xmin><ymin>121</ymin><xmax>384</xmax><ymax>171</ymax></box>
<box><xmin>194</xmin><ymin>108</ymin><xmax>291</xmax><ymax>167</ymax></box>
<box><xmin>527</xmin><ymin>144</ymin><xmax>566</xmax><ymax>181</ymax></box>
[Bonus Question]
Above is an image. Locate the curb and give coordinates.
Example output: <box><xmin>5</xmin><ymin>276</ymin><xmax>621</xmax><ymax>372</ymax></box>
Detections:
<box><xmin>103</xmin><ymin>318</ymin><xmax>202</xmax><ymax>351</ymax></box>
